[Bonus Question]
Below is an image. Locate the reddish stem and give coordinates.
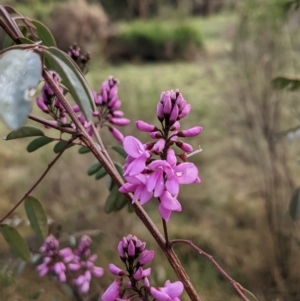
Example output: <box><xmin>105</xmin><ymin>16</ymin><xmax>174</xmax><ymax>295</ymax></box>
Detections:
<box><xmin>171</xmin><ymin>239</ymin><xmax>256</xmax><ymax>301</ymax></box>
<box><xmin>0</xmin><ymin>137</ymin><xmax>76</xmax><ymax>224</ymax></box>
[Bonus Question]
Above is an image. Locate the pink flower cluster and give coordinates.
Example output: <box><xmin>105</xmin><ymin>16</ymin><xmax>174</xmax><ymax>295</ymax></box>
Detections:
<box><xmin>36</xmin><ymin>73</ymin><xmax>129</xmax><ymax>142</ymax></box>
<box><xmin>102</xmin><ymin>234</ymin><xmax>183</xmax><ymax>301</ymax></box>
<box><xmin>37</xmin><ymin>235</ymin><xmax>103</xmax><ymax>294</ymax></box>
<box><xmin>120</xmin><ymin>90</ymin><xmax>202</xmax><ymax>221</ymax></box>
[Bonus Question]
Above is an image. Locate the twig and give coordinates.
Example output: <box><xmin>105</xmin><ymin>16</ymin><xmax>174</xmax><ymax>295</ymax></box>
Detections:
<box><xmin>28</xmin><ymin>114</ymin><xmax>76</xmax><ymax>135</ymax></box>
<box><xmin>0</xmin><ymin>137</ymin><xmax>76</xmax><ymax>224</ymax></box>
<box><xmin>170</xmin><ymin>239</ymin><xmax>258</xmax><ymax>301</ymax></box>
<box><xmin>162</xmin><ymin>218</ymin><xmax>169</xmax><ymax>246</ymax></box>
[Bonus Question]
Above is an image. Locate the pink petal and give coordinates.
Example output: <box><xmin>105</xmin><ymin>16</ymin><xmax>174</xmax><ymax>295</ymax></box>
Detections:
<box><xmin>158</xmin><ymin>204</ymin><xmax>172</xmax><ymax>222</ymax></box>
<box><xmin>164</xmin><ymin>281</ymin><xmax>184</xmax><ymax>298</ymax></box>
<box><xmin>175</xmin><ymin>163</ymin><xmax>198</xmax><ymax>184</ymax></box>
<box><xmin>160</xmin><ymin>191</ymin><xmax>181</xmax><ymax>211</ymax></box>
<box><xmin>165</xmin><ymin>177</ymin><xmax>179</xmax><ymax>195</ymax></box>
<box><xmin>123</xmin><ymin>136</ymin><xmax>145</xmax><ymax>158</ymax></box>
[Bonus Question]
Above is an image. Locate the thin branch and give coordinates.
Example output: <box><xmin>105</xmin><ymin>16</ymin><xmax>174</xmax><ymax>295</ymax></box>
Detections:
<box><xmin>28</xmin><ymin>114</ymin><xmax>76</xmax><ymax>135</ymax></box>
<box><xmin>170</xmin><ymin>239</ymin><xmax>257</xmax><ymax>301</ymax></box>
<box><xmin>162</xmin><ymin>218</ymin><xmax>169</xmax><ymax>246</ymax></box>
<box><xmin>0</xmin><ymin>137</ymin><xmax>76</xmax><ymax>224</ymax></box>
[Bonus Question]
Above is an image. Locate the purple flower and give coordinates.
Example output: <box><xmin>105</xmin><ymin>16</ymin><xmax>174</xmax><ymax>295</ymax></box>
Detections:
<box><xmin>150</xmin><ymin>280</ymin><xmax>184</xmax><ymax>301</ymax></box>
<box><xmin>177</xmin><ymin>126</ymin><xmax>202</xmax><ymax>138</ymax></box>
<box><xmin>136</xmin><ymin>120</ymin><xmax>157</xmax><ymax>132</ymax></box>
<box><xmin>123</xmin><ymin>136</ymin><xmax>151</xmax><ymax>176</ymax></box>
<box><xmin>101</xmin><ymin>279</ymin><xmax>122</xmax><ymax>301</ymax></box>
<box><xmin>138</xmin><ymin>250</ymin><xmax>154</xmax><ymax>266</ymax></box>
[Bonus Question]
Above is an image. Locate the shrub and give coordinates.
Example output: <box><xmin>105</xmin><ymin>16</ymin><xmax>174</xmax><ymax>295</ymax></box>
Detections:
<box><xmin>47</xmin><ymin>0</ymin><xmax>109</xmax><ymax>53</ymax></box>
<box><xmin>104</xmin><ymin>20</ymin><xmax>203</xmax><ymax>62</ymax></box>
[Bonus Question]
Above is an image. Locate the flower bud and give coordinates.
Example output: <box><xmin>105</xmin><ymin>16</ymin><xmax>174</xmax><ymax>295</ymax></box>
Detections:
<box><xmin>152</xmin><ymin>139</ymin><xmax>166</xmax><ymax>153</ymax></box>
<box><xmin>176</xmin><ymin>141</ymin><xmax>193</xmax><ymax>152</ymax></box>
<box><xmin>109</xmin><ymin>126</ymin><xmax>124</xmax><ymax>142</ymax></box>
<box><xmin>110</xmin><ymin>118</ymin><xmax>130</xmax><ymax>126</ymax></box>
<box><xmin>136</xmin><ymin>120</ymin><xmax>157</xmax><ymax>132</ymax></box>
<box><xmin>109</xmin><ymin>263</ymin><xmax>125</xmax><ymax>276</ymax></box>
<box><xmin>177</xmin><ymin>126</ymin><xmax>202</xmax><ymax>137</ymax></box>
<box><xmin>156</xmin><ymin>102</ymin><xmax>164</xmax><ymax>121</ymax></box>
<box><xmin>128</xmin><ymin>240</ymin><xmax>136</xmax><ymax>257</ymax></box>
<box><xmin>134</xmin><ymin>267</ymin><xmax>143</xmax><ymax>280</ymax></box>
<box><xmin>138</xmin><ymin>250</ymin><xmax>154</xmax><ymax>265</ymax></box>
<box><xmin>178</xmin><ymin>104</ymin><xmax>191</xmax><ymax>119</ymax></box>
<box><xmin>169</xmin><ymin>104</ymin><xmax>179</xmax><ymax>125</ymax></box>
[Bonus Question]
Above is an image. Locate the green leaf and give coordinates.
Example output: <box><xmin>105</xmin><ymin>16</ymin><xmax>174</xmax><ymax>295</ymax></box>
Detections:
<box><xmin>114</xmin><ymin>162</ymin><xmax>124</xmax><ymax>178</ymax></box>
<box><xmin>87</xmin><ymin>162</ymin><xmax>102</xmax><ymax>176</ymax></box>
<box><xmin>114</xmin><ymin>193</ymin><xmax>127</xmax><ymax>211</ymax></box>
<box><xmin>272</xmin><ymin>77</ymin><xmax>300</xmax><ymax>91</ymax></box>
<box><xmin>27</xmin><ymin>136</ymin><xmax>54</xmax><ymax>152</ymax></box>
<box><xmin>4</xmin><ymin>126</ymin><xmax>44</xmax><ymax>140</ymax></box>
<box><xmin>43</xmin><ymin>48</ymin><xmax>94</xmax><ymax>121</ymax></box>
<box><xmin>289</xmin><ymin>187</ymin><xmax>300</xmax><ymax>221</ymax></box>
<box><xmin>3</xmin><ymin>36</ymin><xmax>14</xmax><ymax>49</ymax></box>
<box><xmin>95</xmin><ymin>167</ymin><xmax>107</xmax><ymax>180</ymax></box>
<box><xmin>78</xmin><ymin>146</ymin><xmax>90</xmax><ymax>154</ymax></box>
<box><xmin>106</xmin><ymin>175</ymin><xmax>114</xmax><ymax>191</ymax></box>
<box><xmin>105</xmin><ymin>185</ymin><xmax>119</xmax><ymax>213</ymax></box>
<box><xmin>24</xmin><ymin>196</ymin><xmax>48</xmax><ymax>239</ymax></box>
<box><xmin>53</xmin><ymin>140</ymin><xmax>73</xmax><ymax>154</ymax></box>
<box><xmin>0</xmin><ymin>225</ymin><xmax>30</xmax><ymax>261</ymax></box>
<box><xmin>18</xmin><ymin>37</ymin><xmax>34</xmax><ymax>44</ymax></box>
<box><xmin>31</xmin><ymin>20</ymin><xmax>56</xmax><ymax>47</ymax></box>
<box><xmin>112</xmin><ymin>146</ymin><xmax>127</xmax><ymax>158</ymax></box>
<box><xmin>127</xmin><ymin>202</ymin><xmax>134</xmax><ymax>213</ymax></box>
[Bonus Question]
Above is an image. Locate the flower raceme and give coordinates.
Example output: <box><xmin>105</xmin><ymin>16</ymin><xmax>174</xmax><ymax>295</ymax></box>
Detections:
<box><xmin>101</xmin><ymin>234</ymin><xmax>184</xmax><ymax>301</ymax></box>
<box><xmin>120</xmin><ymin>89</ymin><xmax>202</xmax><ymax>221</ymax></box>
<box><xmin>36</xmin><ymin>73</ymin><xmax>129</xmax><ymax>143</ymax></box>
<box><xmin>37</xmin><ymin>235</ymin><xmax>103</xmax><ymax>294</ymax></box>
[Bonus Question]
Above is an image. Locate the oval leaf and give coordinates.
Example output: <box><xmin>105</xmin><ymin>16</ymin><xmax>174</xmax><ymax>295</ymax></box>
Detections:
<box><xmin>4</xmin><ymin>126</ymin><xmax>44</xmax><ymax>140</ymax></box>
<box><xmin>53</xmin><ymin>140</ymin><xmax>73</xmax><ymax>154</ymax></box>
<box><xmin>27</xmin><ymin>136</ymin><xmax>54</xmax><ymax>152</ymax></box>
<box><xmin>112</xmin><ymin>146</ymin><xmax>127</xmax><ymax>158</ymax></box>
<box><xmin>114</xmin><ymin>193</ymin><xmax>127</xmax><ymax>211</ymax></box>
<box><xmin>31</xmin><ymin>20</ymin><xmax>56</xmax><ymax>47</ymax></box>
<box><xmin>289</xmin><ymin>187</ymin><xmax>300</xmax><ymax>221</ymax></box>
<box><xmin>114</xmin><ymin>162</ymin><xmax>124</xmax><ymax>178</ymax></box>
<box><xmin>43</xmin><ymin>48</ymin><xmax>94</xmax><ymax>121</ymax></box>
<box><xmin>0</xmin><ymin>49</ymin><xmax>42</xmax><ymax>130</ymax></box>
<box><xmin>272</xmin><ymin>77</ymin><xmax>300</xmax><ymax>91</ymax></box>
<box><xmin>0</xmin><ymin>225</ymin><xmax>30</xmax><ymax>261</ymax></box>
<box><xmin>87</xmin><ymin>162</ymin><xmax>102</xmax><ymax>176</ymax></box>
<box><xmin>95</xmin><ymin>167</ymin><xmax>107</xmax><ymax>180</ymax></box>
<box><xmin>24</xmin><ymin>196</ymin><xmax>48</xmax><ymax>239</ymax></box>
<box><xmin>105</xmin><ymin>185</ymin><xmax>119</xmax><ymax>213</ymax></box>
<box><xmin>78</xmin><ymin>146</ymin><xmax>90</xmax><ymax>154</ymax></box>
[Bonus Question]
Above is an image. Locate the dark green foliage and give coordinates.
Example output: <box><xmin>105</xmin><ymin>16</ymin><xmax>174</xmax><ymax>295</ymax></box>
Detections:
<box><xmin>53</xmin><ymin>140</ymin><xmax>73</xmax><ymax>153</ymax></box>
<box><xmin>105</xmin><ymin>21</ymin><xmax>203</xmax><ymax>62</ymax></box>
<box><xmin>4</xmin><ymin>126</ymin><xmax>44</xmax><ymax>140</ymax></box>
<box><xmin>27</xmin><ymin>136</ymin><xmax>54</xmax><ymax>152</ymax></box>
<box><xmin>24</xmin><ymin>196</ymin><xmax>48</xmax><ymax>239</ymax></box>
<box><xmin>78</xmin><ymin>146</ymin><xmax>91</xmax><ymax>154</ymax></box>
<box><xmin>272</xmin><ymin>77</ymin><xmax>300</xmax><ymax>91</ymax></box>
<box><xmin>0</xmin><ymin>225</ymin><xmax>30</xmax><ymax>262</ymax></box>
<box><xmin>87</xmin><ymin>162</ymin><xmax>102</xmax><ymax>176</ymax></box>
<box><xmin>112</xmin><ymin>146</ymin><xmax>127</xmax><ymax>158</ymax></box>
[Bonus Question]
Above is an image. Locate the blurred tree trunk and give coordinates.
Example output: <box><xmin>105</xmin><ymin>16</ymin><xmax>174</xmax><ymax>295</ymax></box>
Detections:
<box><xmin>228</xmin><ymin>1</ymin><xmax>299</xmax><ymax>299</ymax></box>
<box><xmin>127</xmin><ymin>0</ymin><xmax>149</xmax><ymax>19</ymax></box>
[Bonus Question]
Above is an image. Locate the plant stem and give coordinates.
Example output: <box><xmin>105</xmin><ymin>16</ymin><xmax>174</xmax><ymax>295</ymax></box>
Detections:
<box><xmin>28</xmin><ymin>114</ymin><xmax>76</xmax><ymax>134</ymax></box>
<box><xmin>0</xmin><ymin>137</ymin><xmax>76</xmax><ymax>224</ymax></box>
<box><xmin>171</xmin><ymin>239</ymin><xmax>256</xmax><ymax>301</ymax></box>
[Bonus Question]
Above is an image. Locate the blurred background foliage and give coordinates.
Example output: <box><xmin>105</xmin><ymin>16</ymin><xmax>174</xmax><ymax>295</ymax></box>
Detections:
<box><xmin>1</xmin><ymin>0</ymin><xmax>300</xmax><ymax>300</ymax></box>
